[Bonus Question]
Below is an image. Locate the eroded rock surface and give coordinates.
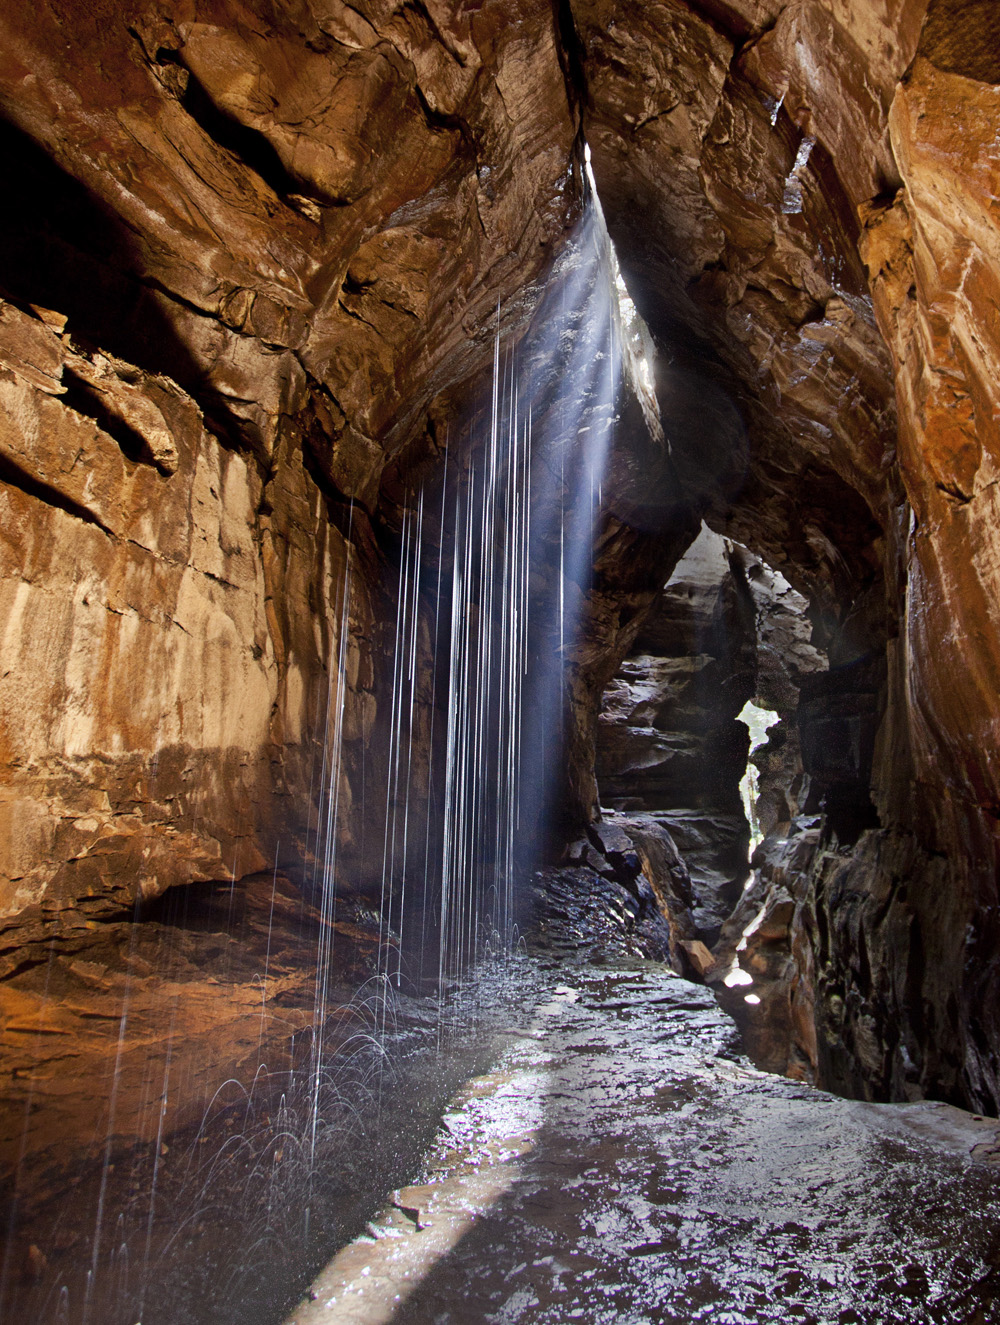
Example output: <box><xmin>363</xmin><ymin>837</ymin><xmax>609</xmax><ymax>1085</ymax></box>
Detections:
<box><xmin>2</xmin><ymin>0</ymin><xmax>1000</xmax><ymax>1215</ymax></box>
<box><xmin>0</xmin><ymin>0</ymin><xmax>580</xmax><ymax>930</ymax></box>
<box><xmin>597</xmin><ymin>528</ymin><xmax>755</xmax><ymax>938</ymax></box>
<box><xmin>529</xmin><ymin>816</ymin><xmax>696</xmax><ymax>968</ymax></box>
<box><xmin>571</xmin><ymin>0</ymin><xmax>1000</xmax><ymax>1113</ymax></box>
<box><xmin>0</xmin><ymin>0</ymin><xmax>594</xmax><ymax>1232</ymax></box>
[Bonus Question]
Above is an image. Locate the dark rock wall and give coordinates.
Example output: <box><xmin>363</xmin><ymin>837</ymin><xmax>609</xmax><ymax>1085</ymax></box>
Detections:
<box><xmin>597</xmin><ymin>528</ymin><xmax>757</xmax><ymax>937</ymax></box>
<box><xmin>597</xmin><ymin>528</ymin><xmax>827</xmax><ymax>931</ymax></box>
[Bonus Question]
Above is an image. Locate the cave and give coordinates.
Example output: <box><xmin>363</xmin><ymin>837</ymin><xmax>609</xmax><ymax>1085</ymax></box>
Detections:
<box><xmin>2</xmin><ymin>1</ymin><xmax>1000</xmax><ymax>1321</ymax></box>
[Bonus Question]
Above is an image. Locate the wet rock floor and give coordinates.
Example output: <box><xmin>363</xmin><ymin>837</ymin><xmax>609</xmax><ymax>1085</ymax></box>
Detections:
<box><xmin>289</xmin><ymin>958</ymin><xmax>1000</xmax><ymax>1325</ymax></box>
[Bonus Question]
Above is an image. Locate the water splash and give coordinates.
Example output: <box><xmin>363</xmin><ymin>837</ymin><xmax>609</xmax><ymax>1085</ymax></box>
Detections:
<box><xmin>2</xmin><ymin>181</ymin><xmax>659</xmax><ymax>1325</ymax></box>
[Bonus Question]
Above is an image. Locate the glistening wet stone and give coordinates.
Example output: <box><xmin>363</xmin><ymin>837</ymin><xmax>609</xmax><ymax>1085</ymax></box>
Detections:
<box><xmin>291</xmin><ymin>957</ymin><xmax>1000</xmax><ymax>1325</ymax></box>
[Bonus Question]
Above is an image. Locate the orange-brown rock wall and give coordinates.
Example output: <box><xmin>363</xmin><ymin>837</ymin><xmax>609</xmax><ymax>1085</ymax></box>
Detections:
<box><xmin>0</xmin><ymin>0</ymin><xmax>581</xmax><ymax>933</ymax></box>
<box><xmin>571</xmin><ymin>0</ymin><xmax>1000</xmax><ymax>1109</ymax></box>
<box><xmin>3</xmin><ymin>0</ymin><xmax>1000</xmax><ymax>1126</ymax></box>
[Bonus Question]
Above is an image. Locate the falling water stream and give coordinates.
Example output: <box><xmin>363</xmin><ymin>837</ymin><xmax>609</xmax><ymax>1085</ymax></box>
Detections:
<box><xmin>5</xmin><ymin>155</ymin><xmax>1000</xmax><ymax>1325</ymax></box>
<box><xmin>368</xmin><ymin>180</ymin><xmax>645</xmax><ymax>1002</ymax></box>
<box><xmin>0</xmin><ymin>177</ymin><xmax>653</xmax><ymax>1324</ymax></box>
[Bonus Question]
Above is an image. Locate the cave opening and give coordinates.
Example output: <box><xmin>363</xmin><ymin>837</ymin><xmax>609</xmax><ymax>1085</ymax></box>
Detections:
<box><xmin>2</xmin><ymin>1</ymin><xmax>1000</xmax><ymax>1321</ymax></box>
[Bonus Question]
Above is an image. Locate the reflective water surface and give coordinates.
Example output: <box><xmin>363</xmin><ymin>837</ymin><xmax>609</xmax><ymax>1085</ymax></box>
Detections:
<box><xmin>291</xmin><ymin>957</ymin><xmax>1000</xmax><ymax>1325</ymax></box>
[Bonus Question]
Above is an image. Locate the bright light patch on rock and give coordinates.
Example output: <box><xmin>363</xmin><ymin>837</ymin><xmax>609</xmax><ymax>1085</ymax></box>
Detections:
<box><xmin>738</xmin><ymin>700</ymin><xmax>780</xmax><ymax>854</ymax></box>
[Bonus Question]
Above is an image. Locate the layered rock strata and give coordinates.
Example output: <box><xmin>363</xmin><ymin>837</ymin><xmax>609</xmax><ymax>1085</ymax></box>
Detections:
<box><xmin>0</xmin><ymin>0</ymin><xmax>580</xmax><ymax>933</ymax></box>
<box><xmin>597</xmin><ymin>528</ymin><xmax>757</xmax><ymax>938</ymax></box>
<box><xmin>0</xmin><ymin>0</ymin><xmax>591</xmax><ymax>1218</ymax></box>
<box><xmin>572</xmin><ymin>0</ymin><xmax>1000</xmax><ymax>1112</ymax></box>
<box><xmin>1</xmin><ymin>0</ymin><xmax>1000</xmax><ymax>1162</ymax></box>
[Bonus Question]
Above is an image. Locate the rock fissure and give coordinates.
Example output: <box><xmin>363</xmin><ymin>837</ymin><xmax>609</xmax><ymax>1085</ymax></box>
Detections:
<box><xmin>0</xmin><ymin>451</ymin><xmax>116</xmax><ymax>540</ymax></box>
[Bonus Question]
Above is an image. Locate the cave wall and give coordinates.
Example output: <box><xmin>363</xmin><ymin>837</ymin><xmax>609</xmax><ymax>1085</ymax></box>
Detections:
<box><xmin>597</xmin><ymin>528</ymin><xmax>758</xmax><ymax>936</ymax></box>
<box><xmin>1</xmin><ymin>0</ymin><xmax>1000</xmax><ymax>1122</ymax></box>
<box><xmin>0</xmin><ymin>0</ymin><xmax>580</xmax><ymax>935</ymax></box>
<box><xmin>0</xmin><ymin>0</ymin><xmax>594</xmax><ymax>1202</ymax></box>
<box><xmin>570</xmin><ymin>0</ymin><xmax>1000</xmax><ymax>1110</ymax></box>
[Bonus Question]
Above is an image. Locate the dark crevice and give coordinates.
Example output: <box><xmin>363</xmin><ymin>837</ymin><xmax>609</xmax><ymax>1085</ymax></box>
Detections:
<box><xmin>906</xmin><ymin>914</ymin><xmax>927</xmax><ymax>1048</ymax></box>
<box><xmin>0</xmin><ymin>451</ymin><xmax>114</xmax><ymax>537</ymax></box>
<box><xmin>342</xmin><ymin>271</ymin><xmax>370</xmax><ymax>297</ymax></box>
<box><xmin>0</xmin><ymin>117</ymin><xmax>191</xmax><ymax>379</ymax></box>
<box><xmin>412</xmin><ymin>82</ymin><xmax>473</xmax><ymax>148</ymax></box>
<box><xmin>60</xmin><ymin>370</ymin><xmax>147</xmax><ymax>465</ymax></box>
<box><xmin>555</xmin><ymin>0</ymin><xmax>589</xmax><ymax>116</ymax></box>
<box><xmin>0</xmin><ymin>115</ymin><xmax>249</xmax><ymax>452</ymax></box>
<box><xmin>337</xmin><ymin>298</ymin><xmax>381</xmax><ymax>333</ymax></box>
<box><xmin>936</xmin><ymin>481</ymin><xmax>974</xmax><ymax>505</ymax></box>
<box><xmin>633</xmin><ymin>103</ymin><xmax>680</xmax><ymax>134</ymax></box>
<box><xmin>175</xmin><ymin>60</ymin><xmax>322</xmax><ymax>207</ymax></box>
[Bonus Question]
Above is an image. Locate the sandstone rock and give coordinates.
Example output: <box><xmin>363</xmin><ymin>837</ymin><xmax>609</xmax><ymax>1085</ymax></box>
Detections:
<box><xmin>569</xmin><ymin>0</ymin><xmax>910</xmax><ymax>606</ymax></box>
<box><xmin>523</xmin><ymin>864</ymin><xmax>674</xmax><ymax>963</ymax></box>
<box><xmin>586</xmin><ymin>820</ymin><xmax>636</xmax><ymax>864</ymax></box>
<box><xmin>0</xmin><ymin>0</ymin><xmax>581</xmax><ymax>932</ymax></box>
<box><xmin>711</xmin><ymin>820</ymin><xmax>821</xmax><ymax>1082</ymax></box>
<box><xmin>1</xmin><ymin>0</ymin><xmax>1000</xmax><ymax>1160</ymax></box>
<box><xmin>597</xmin><ymin>528</ymin><xmax>757</xmax><ymax>939</ymax></box>
<box><xmin>569</xmin><ymin>0</ymin><xmax>1000</xmax><ymax>1115</ymax></box>
<box><xmin>0</xmin><ymin>871</ymin><xmax>381</xmax><ymax>1216</ymax></box>
<box><xmin>680</xmin><ymin>939</ymin><xmax>716</xmax><ymax>979</ymax></box>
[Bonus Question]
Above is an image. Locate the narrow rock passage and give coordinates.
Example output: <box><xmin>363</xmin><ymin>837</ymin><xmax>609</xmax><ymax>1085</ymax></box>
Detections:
<box><xmin>289</xmin><ymin>960</ymin><xmax>1000</xmax><ymax>1325</ymax></box>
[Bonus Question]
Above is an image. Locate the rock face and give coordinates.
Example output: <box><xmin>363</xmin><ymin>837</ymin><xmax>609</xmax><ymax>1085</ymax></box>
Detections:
<box><xmin>570</xmin><ymin>0</ymin><xmax>1000</xmax><ymax>1113</ymax></box>
<box><xmin>527</xmin><ymin>815</ymin><xmax>695</xmax><ymax>967</ymax></box>
<box><xmin>0</xmin><ymin>0</ymin><xmax>586</xmax><ymax>1213</ymax></box>
<box><xmin>711</xmin><ymin>821</ymin><xmax>822</xmax><ymax>1081</ymax></box>
<box><xmin>566</xmin><ymin>0</ymin><xmax>910</xmax><ymax>606</ymax></box>
<box><xmin>743</xmin><ymin>553</ymin><xmax>827</xmax><ymax>840</ymax></box>
<box><xmin>597</xmin><ymin>528</ymin><xmax>756</xmax><ymax>937</ymax></box>
<box><xmin>597</xmin><ymin>527</ymin><xmax>824</xmax><ymax>940</ymax></box>
<box><xmin>0</xmin><ymin>0</ymin><xmax>579</xmax><ymax>925</ymax></box>
<box><xmin>2</xmin><ymin>0</ymin><xmax>1000</xmax><ymax>1199</ymax></box>
<box><xmin>853</xmin><ymin>26</ymin><xmax>1000</xmax><ymax>1105</ymax></box>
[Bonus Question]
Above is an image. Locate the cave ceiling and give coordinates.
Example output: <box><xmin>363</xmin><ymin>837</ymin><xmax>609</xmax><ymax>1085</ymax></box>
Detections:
<box><xmin>0</xmin><ymin>0</ymin><xmax>931</xmax><ymax>627</ymax></box>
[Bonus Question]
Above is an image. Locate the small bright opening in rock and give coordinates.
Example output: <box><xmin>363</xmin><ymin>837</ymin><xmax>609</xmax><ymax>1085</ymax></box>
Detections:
<box><xmin>744</xmin><ymin>993</ymin><xmax>761</xmax><ymax>1005</ymax></box>
<box><xmin>724</xmin><ymin>966</ymin><xmax>754</xmax><ymax>988</ymax></box>
<box><xmin>583</xmin><ymin>141</ymin><xmax>660</xmax><ymax>430</ymax></box>
<box><xmin>738</xmin><ymin>699</ymin><xmax>780</xmax><ymax>854</ymax></box>
<box><xmin>736</xmin><ymin>901</ymin><xmax>768</xmax><ymax>952</ymax></box>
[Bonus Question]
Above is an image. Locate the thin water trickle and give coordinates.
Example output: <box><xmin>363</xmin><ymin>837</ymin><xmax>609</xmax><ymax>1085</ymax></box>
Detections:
<box><xmin>367</xmin><ymin>191</ymin><xmax>645</xmax><ymax>1008</ymax></box>
<box><xmin>307</xmin><ymin>500</ymin><xmax>355</xmax><ymax>1179</ymax></box>
<box><xmin>1</xmin><ymin>187</ymin><xmax>652</xmax><ymax>1324</ymax></box>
